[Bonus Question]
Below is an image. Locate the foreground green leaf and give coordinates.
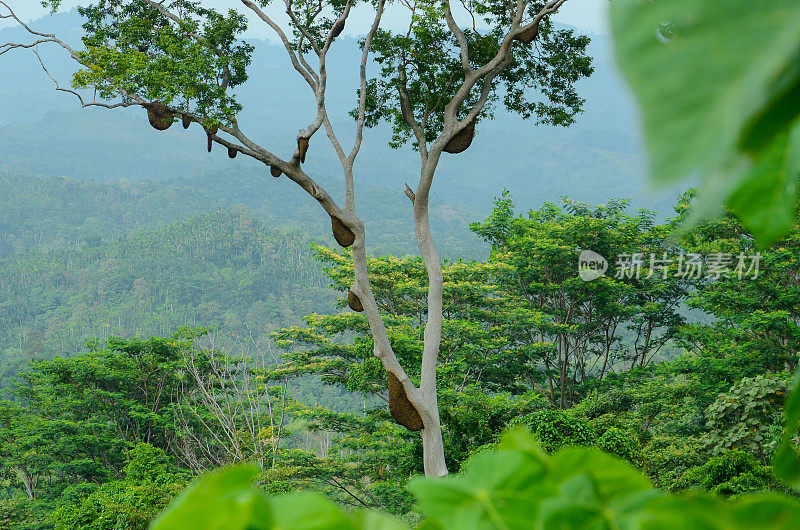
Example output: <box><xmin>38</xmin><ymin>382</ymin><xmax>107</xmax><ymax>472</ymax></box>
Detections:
<box><xmin>610</xmin><ymin>0</ymin><xmax>800</xmax><ymax>244</ymax></box>
<box><xmin>150</xmin><ymin>466</ymin><xmax>272</xmax><ymax>530</ymax></box>
<box><xmin>773</xmin><ymin>369</ymin><xmax>800</xmax><ymax>490</ymax></box>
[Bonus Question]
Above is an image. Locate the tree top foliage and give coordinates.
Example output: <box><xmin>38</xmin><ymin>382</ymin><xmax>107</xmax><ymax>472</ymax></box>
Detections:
<box><xmin>360</xmin><ymin>0</ymin><xmax>592</xmax><ymax>148</ymax></box>
<box><xmin>36</xmin><ymin>0</ymin><xmax>591</xmax><ymax>149</ymax></box>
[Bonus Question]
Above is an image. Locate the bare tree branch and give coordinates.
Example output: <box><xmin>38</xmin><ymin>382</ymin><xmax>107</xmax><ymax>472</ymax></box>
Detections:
<box><xmin>444</xmin><ymin>1</ymin><xmax>471</xmax><ymax>74</ymax></box>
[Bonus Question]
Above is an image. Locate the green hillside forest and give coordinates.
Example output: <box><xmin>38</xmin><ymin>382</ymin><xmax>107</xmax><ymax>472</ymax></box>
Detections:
<box><xmin>0</xmin><ymin>203</ymin><xmax>330</xmax><ymax>379</ymax></box>
<box><xmin>2</xmin><ymin>0</ymin><xmax>800</xmax><ymax>529</ymax></box>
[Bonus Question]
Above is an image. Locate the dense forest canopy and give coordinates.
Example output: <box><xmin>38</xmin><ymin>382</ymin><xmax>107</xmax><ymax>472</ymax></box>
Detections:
<box><xmin>2</xmin><ymin>189</ymin><xmax>800</xmax><ymax>528</ymax></box>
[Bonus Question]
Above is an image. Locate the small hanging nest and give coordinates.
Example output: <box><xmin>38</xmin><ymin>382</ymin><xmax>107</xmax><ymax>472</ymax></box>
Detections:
<box><xmin>182</xmin><ymin>114</ymin><xmax>192</xmax><ymax>129</ymax></box>
<box><xmin>144</xmin><ymin>102</ymin><xmax>174</xmax><ymax>131</ymax></box>
<box><xmin>443</xmin><ymin>120</ymin><xmax>475</xmax><ymax>154</ymax></box>
<box><xmin>388</xmin><ymin>372</ymin><xmax>424</xmax><ymax>431</ymax></box>
<box><xmin>228</xmin><ymin>146</ymin><xmax>237</xmax><ymax>159</ymax></box>
<box><xmin>514</xmin><ymin>24</ymin><xmax>538</xmax><ymax>44</ymax></box>
<box><xmin>348</xmin><ymin>290</ymin><xmax>364</xmax><ymax>312</ymax></box>
<box><xmin>297</xmin><ymin>137</ymin><xmax>309</xmax><ymax>163</ymax></box>
<box><xmin>207</xmin><ymin>134</ymin><xmax>213</xmax><ymax>153</ymax></box>
<box><xmin>331</xmin><ymin>216</ymin><xmax>355</xmax><ymax>247</ymax></box>
<box><xmin>270</xmin><ymin>166</ymin><xmax>282</xmax><ymax>178</ymax></box>
<box><xmin>331</xmin><ymin>19</ymin><xmax>345</xmax><ymax>39</ymax></box>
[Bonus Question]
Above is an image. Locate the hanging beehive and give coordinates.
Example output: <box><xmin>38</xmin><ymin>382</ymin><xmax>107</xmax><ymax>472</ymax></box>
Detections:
<box><xmin>514</xmin><ymin>24</ymin><xmax>538</xmax><ymax>44</ymax></box>
<box><xmin>331</xmin><ymin>216</ymin><xmax>355</xmax><ymax>247</ymax></box>
<box><xmin>331</xmin><ymin>19</ymin><xmax>345</xmax><ymax>39</ymax></box>
<box><xmin>443</xmin><ymin>120</ymin><xmax>475</xmax><ymax>154</ymax></box>
<box><xmin>297</xmin><ymin>136</ymin><xmax>309</xmax><ymax>163</ymax></box>
<box><xmin>228</xmin><ymin>146</ymin><xmax>237</xmax><ymax>159</ymax></box>
<box><xmin>270</xmin><ymin>166</ymin><xmax>282</xmax><ymax>178</ymax></box>
<box><xmin>388</xmin><ymin>372</ymin><xmax>424</xmax><ymax>431</ymax></box>
<box><xmin>144</xmin><ymin>102</ymin><xmax>174</xmax><ymax>131</ymax></box>
<box><xmin>182</xmin><ymin>114</ymin><xmax>192</xmax><ymax>129</ymax></box>
<box><xmin>348</xmin><ymin>290</ymin><xmax>364</xmax><ymax>312</ymax></box>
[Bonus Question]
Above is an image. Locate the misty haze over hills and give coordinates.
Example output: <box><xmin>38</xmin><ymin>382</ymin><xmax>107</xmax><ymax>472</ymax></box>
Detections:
<box><xmin>0</xmin><ymin>10</ymin><xmax>676</xmax><ymax>243</ymax></box>
<box><xmin>0</xmin><ymin>10</ymin><xmax>690</xmax><ymax>364</ymax></box>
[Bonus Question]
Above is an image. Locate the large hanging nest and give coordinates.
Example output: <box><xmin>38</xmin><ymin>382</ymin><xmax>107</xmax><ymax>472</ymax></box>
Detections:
<box><xmin>144</xmin><ymin>102</ymin><xmax>174</xmax><ymax>131</ymax></box>
<box><xmin>228</xmin><ymin>146</ymin><xmax>237</xmax><ymax>159</ymax></box>
<box><xmin>182</xmin><ymin>114</ymin><xmax>192</xmax><ymax>129</ymax></box>
<box><xmin>514</xmin><ymin>24</ymin><xmax>538</xmax><ymax>44</ymax></box>
<box><xmin>348</xmin><ymin>290</ymin><xmax>364</xmax><ymax>312</ymax></box>
<box><xmin>331</xmin><ymin>216</ymin><xmax>355</xmax><ymax>247</ymax></box>
<box><xmin>270</xmin><ymin>166</ymin><xmax>282</xmax><ymax>178</ymax></box>
<box><xmin>297</xmin><ymin>137</ymin><xmax>309</xmax><ymax>163</ymax></box>
<box><xmin>388</xmin><ymin>372</ymin><xmax>424</xmax><ymax>431</ymax></box>
<box><xmin>443</xmin><ymin>120</ymin><xmax>475</xmax><ymax>154</ymax></box>
<box><xmin>331</xmin><ymin>19</ymin><xmax>345</xmax><ymax>39</ymax></box>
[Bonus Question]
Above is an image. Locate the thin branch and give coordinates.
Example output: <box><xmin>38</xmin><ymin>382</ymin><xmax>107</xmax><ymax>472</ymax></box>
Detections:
<box><xmin>349</xmin><ymin>0</ymin><xmax>386</xmax><ymax>163</ymax></box>
<box><xmin>240</xmin><ymin>0</ymin><xmax>318</xmax><ymax>89</ymax></box>
<box><xmin>33</xmin><ymin>47</ymin><xmax>134</xmax><ymax>108</ymax></box>
<box><xmin>444</xmin><ymin>1</ymin><xmax>471</xmax><ymax>74</ymax></box>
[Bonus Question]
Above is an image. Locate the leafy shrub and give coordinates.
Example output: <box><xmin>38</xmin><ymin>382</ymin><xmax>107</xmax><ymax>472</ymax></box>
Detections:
<box><xmin>514</xmin><ymin>409</ymin><xmax>596</xmax><ymax>453</ymax></box>
<box><xmin>702</xmin><ymin>374</ymin><xmax>788</xmax><ymax>462</ymax></box>
<box><xmin>597</xmin><ymin>427</ymin><xmax>639</xmax><ymax>462</ymax></box>
<box><xmin>0</xmin><ymin>498</ymin><xmax>35</xmax><ymax>530</ymax></box>
<box><xmin>575</xmin><ymin>389</ymin><xmax>635</xmax><ymax>419</ymax></box>
<box><xmin>440</xmin><ymin>387</ymin><xmax>542</xmax><ymax>470</ymax></box>
<box><xmin>672</xmin><ymin>450</ymin><xmax>774</xmax><ymax>497</ymax></box>
<box><xmin>640</xmin><ymin>435</ymin><xmax>707</xmax><ymax>489</ymax></box>
<box><xmin>48</xmin><ymin>444</ymin><xmax>185</xmax><ymax>530</ymax></box>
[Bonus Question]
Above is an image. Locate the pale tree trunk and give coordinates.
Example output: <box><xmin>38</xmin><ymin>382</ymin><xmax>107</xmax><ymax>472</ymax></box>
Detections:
<box><xmin>348</xmin><ymin>179</ymin><xmax>449</xmax><ymax>476</ymax></box>
<box><xmin>414</xmin><ymin>156</ymin><xmax>449</xmax><ymax>477</ymax></box>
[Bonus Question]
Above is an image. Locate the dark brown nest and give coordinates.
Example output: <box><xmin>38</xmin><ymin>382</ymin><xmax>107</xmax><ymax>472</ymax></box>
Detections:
<box><xmin>331</xmin><ymin>216</ymin><xmax>355</xmax><ymax>247</ymax></box>
<box><xmin>297</xmin><ymin>137</ymin><xmax>309</xmax><ymax>163</ymax></box>
<box><xmin>348</xmin><ymin>290</ymin><xmax>364</xmax><ymax>312</ymax></box>
<box><xmin>182</xmin><ymin>114</ymin><xmax>192</xmax><ymax>129</ymax></box>
<box><xmin>400</xmin><ymin>97</ymin><xmax>412</xmax><ymax>120</ymax></box>
<box><xmin>228</xmin><ymin>146</ymin><xmax>237</xmax><ymax>159</ymax></box>
<box><xmin>270</xmin><ymin>166</ymin><xmax>282</xmax><ymax>178</ymax></box>
<box><xmin>443</xmin><ymin>120</ymin><xmax>475</xmax><ymax>154</ymax></box>
<box><xmin>144</xmin><ymin>102</ymin><xmax>174</xmax><ymax>131</ymax></box>
<box><xmin>388</xmin><ymin>372</ymin><xmax>424</xmax><ymax>431</ymax></box>
<box><xmin>207</xmin><ymin>134</ymin><xmax>213</xmax><ymax>153</ymax></box>
<box><xmin>514</xmin><ymin>25</ymin><xmax>538</xmax><ymax>44</ymax></box>
<box><xmin>331</xmin><ymin>19</ymin><xmax>345</xmax><ymax>39</ymax></box>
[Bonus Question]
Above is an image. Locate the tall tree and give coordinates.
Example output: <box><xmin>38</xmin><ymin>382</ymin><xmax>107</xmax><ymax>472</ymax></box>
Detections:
<box><xmin>0</xmin><ymin>0</ymin><xmax>591</xmax><ymax>475</ymax></box>
<box><xmin>471</xmin><ymin>193</ymin><xmax>687</xmax><ymax>408</ymax></box>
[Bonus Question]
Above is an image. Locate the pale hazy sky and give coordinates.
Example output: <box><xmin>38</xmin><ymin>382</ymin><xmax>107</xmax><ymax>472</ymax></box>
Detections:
<box><xmin>1</xmin><ymin>0</ymin><xmax>609</xmax><ymax>35</ymax></box>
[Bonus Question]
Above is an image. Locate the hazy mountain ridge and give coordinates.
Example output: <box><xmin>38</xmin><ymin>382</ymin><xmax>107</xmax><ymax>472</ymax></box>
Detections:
<box><xmin>0</xmin><ymin>10</ymin><xmax>672</xmax><ymax>224</ymax></box>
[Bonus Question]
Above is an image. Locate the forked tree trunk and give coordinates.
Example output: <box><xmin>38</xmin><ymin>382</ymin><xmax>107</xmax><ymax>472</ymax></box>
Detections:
<box><xmin>350</xmin><ymin>207</ymin><xmax>449</xmax><ymax>477</ymax></box>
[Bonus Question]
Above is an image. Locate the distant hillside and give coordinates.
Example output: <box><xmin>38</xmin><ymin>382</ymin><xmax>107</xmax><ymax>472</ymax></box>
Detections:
<box><xmin>0</xmin><ymin>173</ymin><xmax>487</xmax><ymax>259</ymax></box>
<box><xmin>0</xmin><ymin>10</ymin><xmax>681</xmax><ymax>220</ymax></box>
<box><xmin>0</xmin><ymin>209</ymin><xmax>333</xmax><ymax>378</ymax></box>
